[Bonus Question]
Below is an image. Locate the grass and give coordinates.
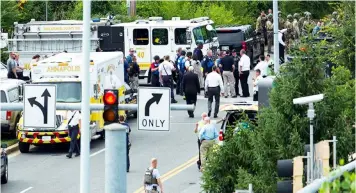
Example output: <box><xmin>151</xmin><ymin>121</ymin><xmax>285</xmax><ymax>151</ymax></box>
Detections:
<box><xmin>1</xmin><ymin>138</ymin><xmax>18</xmax><ymax>147</ymax></box>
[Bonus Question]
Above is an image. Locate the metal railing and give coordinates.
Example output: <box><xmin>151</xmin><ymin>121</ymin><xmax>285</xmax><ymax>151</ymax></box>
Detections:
<box><xmin>0</xmin><ymin>103</ymin><xmax>195</xmax><ymax>111</ymax></box>
<box><xmin>297</xmin><ymin>160</ymin><xmax>356</xmax><ymax>193</ymax></box>
<box><xmin>235</xmin><ymin>184</ymin><xmax>253</xmax><ymax>193</ymax></box>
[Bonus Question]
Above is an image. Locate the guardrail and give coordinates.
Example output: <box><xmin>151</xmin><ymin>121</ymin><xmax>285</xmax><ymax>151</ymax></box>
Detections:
<box><xmin>297</xmin><ymin>160</ymin><xmax>356</xmax><ymax>193</ymax></box>
<box><xmin>0</xmin><ymin>103</ymin><xmax>195</xmax><ymax>111</ymax></box>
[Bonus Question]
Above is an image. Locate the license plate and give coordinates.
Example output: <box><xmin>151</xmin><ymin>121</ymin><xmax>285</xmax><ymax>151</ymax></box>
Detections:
<box><xmin>42</xmin><ymin>136</ymin><xmax>51</xmax><ymax>141</ymax></box>
<box><xmin>221</xmin><ymin>46</ymin><xmax>229</xmax><ymax>51</ymax></box>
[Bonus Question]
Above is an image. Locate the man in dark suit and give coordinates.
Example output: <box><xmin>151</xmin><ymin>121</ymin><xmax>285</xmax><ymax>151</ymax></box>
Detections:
<box><xmin>182</xmin><ymin>66</ymin><xmax>200</xmax><ymax>118</ymax></box>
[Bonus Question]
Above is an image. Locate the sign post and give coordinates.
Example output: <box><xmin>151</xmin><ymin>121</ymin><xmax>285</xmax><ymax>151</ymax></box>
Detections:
<box><xmin>23</xmin><ymin>84</ymin><xmax>56</xmax><ymax>129</ymax></box>
<box><xmin>138</xmin><ymin>87</ymin><xmax>170</xmax><ymax>131</ymax></box>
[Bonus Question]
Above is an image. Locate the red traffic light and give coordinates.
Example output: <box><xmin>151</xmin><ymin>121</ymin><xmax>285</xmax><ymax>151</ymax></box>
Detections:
<box><xmin>104</xmin><ymin>91</ymin><xmax>117</xmax><ymax>105</ymax></box>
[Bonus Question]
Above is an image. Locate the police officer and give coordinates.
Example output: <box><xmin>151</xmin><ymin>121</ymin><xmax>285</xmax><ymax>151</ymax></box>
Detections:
<box><xmin>266</xmin><ymin>14</ymin><xmax>274</xmax><ymax>54</ymax></box>
<box><xmin>144</xmin><ymin>158</ymin><xmax>164</xmax><ymax>193</ymax></box>
<box><xmin>231</xmin><ymin>49</ymin><xmax>240</xmax><ymax>96</ymax></box>
<box><xmin>293</xmin><ymin>13</ymin><xmax>301</xmax><ymax>41</ymax></box>
<box><xmin>194</xmin><ymin>43</ymin><xmax>204</xmax><ymax>62</ymax></box>
<box><xmin>150</xmin><ymin>56</ymin><xmax>161</xmax><ymax>87</ymax></box>
<box><xmin>201</xmin><ymin>50</ymin><xmax>215</xmax><ymax>98</ymax></box>
<box><xmin>285</xmin><ymin>14</ymin><xmax>293</xmax><ymax>50</ymax></box>
<box><xmin>298</xmin><ymin>14</ymin><xmax>305</xmax><ymax>35</ymax></box>
<box><xmin>303</xmin><ymin>12</ymin><xmax>313</xmax><ymax>32</ymax></box>
<box><xmin>66</xmin><ymin>110</ymin><xmax>81</xmax><ymax>159</ymax></box>
<box><xmin>119</xmin><ymin>115</ymin><xmax>131</xmax><ymax>172</ymax></box>
<box><xmin>278</xmin><ymin>11</ymin><xmax>285</xmax><ymax>30</ymax></box>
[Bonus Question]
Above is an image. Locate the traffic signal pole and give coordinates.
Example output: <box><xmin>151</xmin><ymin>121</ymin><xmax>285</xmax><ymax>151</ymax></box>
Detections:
<box><xmin>273</xmin><ymin>0</ymin><xmax>280</xmax><ymax>74</ymax></box>
<box><xmin>81</xmin><ymin>1</ymin><xmax>91</xmax><ymax>193</ymax></box>
<box><xmin>104</xmin><ymin>123</ymin><xmax>127</xmax><ymax>193</ymax></box>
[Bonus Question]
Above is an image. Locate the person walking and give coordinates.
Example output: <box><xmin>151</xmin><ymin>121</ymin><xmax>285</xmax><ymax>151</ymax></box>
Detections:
<box><xmin>144</xmin><ymin>158</ymin><xmax>164</xmax><ymax>193</ymax></box>
<box><xmin>199</xmin><ymin>116</ymin><xmax>219</xmax><ymax>172</ymax></box>
<box><xmin>278</xmin><ymin>29</ymin><xmax>287</xmax><ymax>64</ymax></box>
<box><xmin>119</xmin><ymin>115</ymin><xmax>131</xmax><ymax>172</ymax></box>
<box><xmin>128</xmin><ymin>56</ymin><xmax>140</xmax><ymax>91</ymax></box>
<box><xmin>194</xmin><ymin>112</ymin><xmax>208</xmax><ymax>170</ymax></box>
<box><xmin>201</xmin><ymin>50</ymin><xmax>215</xmax><ymax>98</ymax></box>
<box><xmin>182</xmin><ymin>66</ymin><xmax>200</xmax><ymax>118</ymax></box>
<box><xmin>231</xmin><ymin>49</ymin><xmax>241</xmax><ymax>96</ymax></box>
<box><xmin>66</xmin><ymin>110</ymin><xmax>81</xmax><ymax>158</ymax></box>
<box><xmin>194</xmin><ymin>42</ymin><xmax>204</xmax><ymax>62</ymax></box>
<box><xmin>126</xmin><ymin>48</ymin><xmax>135</xmax><ymax>64</ymax></box>
<box><xmin>205</xmin><ymin>65</ymin><xmax>224</xmax><ymax>118</ymax></box>
<box><xmin>192</xmin><ymin>54</ymin><xmax>204</xmax><ymax>89</ymax></box>
<box><xmin>159</xmin><ymin>55</ymin><xmax>177</xmax><ymax>103</ymax></box>
<box><xmin>123</xmin><ymin>56</ymin><xmax>130</xmax><ymax>84</ymax></box>
<box><xmin>239</xmin><ymin>49</ymin><xmax>251</xmax><ymax>98</ymax></box>
<box><xmin>150</xmin><ymin>55</ymin><xmax>161</xmax><ymax>87</ymax></box>
<box><xmin>220</xmin><ymin>50</ymin><xmax>236</xmax><ymax>98</ymax></box>
<box><xmin>254</xmin><ymin>55</ymin><xmax>269</xmax><ymax>77</ymax></box>
<box><xmin>253</xmin><ymin>69</ymin><xmax>262</xmax><ymax>101</ymax></box>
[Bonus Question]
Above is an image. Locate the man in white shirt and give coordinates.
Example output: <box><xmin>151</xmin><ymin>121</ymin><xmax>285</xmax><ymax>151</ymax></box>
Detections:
<box><xmin>184</xmin><ymin>51</ymin><xmax>193</xmax><ymax>70</ymax></box>
<box><xmin>238</xmin><ymin>49</ymin><xmax>251</xmax><ymax>97</ymax></box>
<box><xmin>159</xmin><ymin>55</ymin><xmax>177</xmax><ymax>103</ymax></box>
<box><xmin>254</xmin><ymin>55</ymin><xmax>269</xmax><ymax>77</ymax></box>
<box><xmin>205</xmin><ymin>65</ymin><xmax>224</xmax><ymax>118</ymax></box>
<box><xmin>279</xmin><ymin>29</ymin><xmax>287</xmax><ymax>64</ymax></box>
<box><xmin>66</xmin><ymin>110</ymin><xmax>81</xmax><ymax>158</ymax></box>
<box><xmin>144</xmin><ymin>158</ymin><xmax>164</xmax><ymax>193</ymax></box>
<box><xmin>253</xmin><ymin>69</ymin><xmax>262</xmax><ymax>101</ymax></box>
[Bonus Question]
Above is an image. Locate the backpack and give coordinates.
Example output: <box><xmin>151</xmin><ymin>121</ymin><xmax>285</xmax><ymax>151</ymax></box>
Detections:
<box><xmin>178</xmin><ymin>57</ymin><xmax>186</xmax><ymax>72</ymax></box>
<box><xmin>144</xmin><ymin>168</ymin><xmax>157</xmax><ymax>185</ymax></box>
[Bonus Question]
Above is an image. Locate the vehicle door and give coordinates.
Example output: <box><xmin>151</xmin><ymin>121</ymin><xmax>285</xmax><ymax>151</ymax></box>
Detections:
<box><xmin>0</xmin><ymin>90</ymin><xmax>8</xmax><ymax>125</ymax></box>
<box><xmin>151</xmin><ymin>27</ymin><xmax>171</xmax><ymax>60</ymax></box>
<box><xmin>129</xmin><ymin>27</ymin><xmax>152</xmax><ymax>70</ymax></box>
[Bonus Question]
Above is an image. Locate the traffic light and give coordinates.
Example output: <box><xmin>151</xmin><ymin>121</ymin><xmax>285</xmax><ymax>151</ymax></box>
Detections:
<box><xmin>103</xmin><ymin>89</ymin><xmax>119</xmax><ymax>124</ymax></box>
<box><xmin>277</xmin><ymin>156</ymin><xmax>304</xmax><ymax>193</ymax></box>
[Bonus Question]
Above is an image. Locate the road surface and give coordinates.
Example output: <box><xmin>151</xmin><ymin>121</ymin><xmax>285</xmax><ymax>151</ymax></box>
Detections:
<box><xmin>2</xmin><ymin>74</ymin><xmax>254</xmax><ymax>193</ymax></box>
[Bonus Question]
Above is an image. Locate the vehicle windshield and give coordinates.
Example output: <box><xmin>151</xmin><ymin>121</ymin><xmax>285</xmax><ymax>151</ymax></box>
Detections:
<box><xmin>193</xmin><ymin>24</ymin><xmax>218</xmax><ymax>44</ymax></box>
<box><xmin>1</xmin><ymin>91</ymin><xmax>7</xmax><ymax>103</ymax></box>
<box><xmin>217</xmin><ymin>30</ymin><xmax>244</xmax><ymax>45</ymax></box>
<box><xmin>36</xmin><ymin>82</ymin><xmax>81</xmax><ymax>103</ymax></box>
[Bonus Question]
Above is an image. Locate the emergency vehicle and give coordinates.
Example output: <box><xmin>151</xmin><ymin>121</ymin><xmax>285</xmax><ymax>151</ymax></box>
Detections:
<box><xmin>16</xmin><ymin>52</ymin><xmax>137</xmax><ymax>153</ymax></box>
<box><xmin>7</xmin><ymin>17</ymin><xmax>219</xmax><ymax>79</ymax></box>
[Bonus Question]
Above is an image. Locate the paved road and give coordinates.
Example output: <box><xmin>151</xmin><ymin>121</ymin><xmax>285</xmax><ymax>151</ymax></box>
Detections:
<box><xmin>2</xmin><ymin>74</ymin><xmax>254</xmax><ymax>193</ymax></box>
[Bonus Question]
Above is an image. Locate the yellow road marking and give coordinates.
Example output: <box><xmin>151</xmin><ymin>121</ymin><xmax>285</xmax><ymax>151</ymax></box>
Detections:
<box><xmin>133</xmin><ymin>155</ymin><xmax>198</xmax><ymax>193</ymax></box>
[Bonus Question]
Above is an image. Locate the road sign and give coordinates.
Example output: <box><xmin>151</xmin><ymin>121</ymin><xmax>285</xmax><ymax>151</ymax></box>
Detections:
<box><xmin>24</xmin><ymin>84</ymin><xmax>56</xmax><ymax>128</ymax></box>
<box><xmin>138</xmin><ymin>87</ymin><xmax>170</xmax><ymax>131</ymax></box>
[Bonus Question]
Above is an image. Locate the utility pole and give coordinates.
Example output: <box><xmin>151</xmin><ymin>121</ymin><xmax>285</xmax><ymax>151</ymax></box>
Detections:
<box><xmin>81</xmin><ymin>0</ymin><xmax>91</xmax><ymax>193</ymax></box>
<box><xmin>45</xmin><ymin>1</ymin><xmax>48</xmax><ymax>21</ymax></box>
<box><xmin>126</xmin><ymin>0</ymin><xmax>130</xmax><ymax>16</ymax></box>
<box><xmin>273</xmin><ymin>0</ymin><xmax>279</xmax><ymax>74</ymax></box>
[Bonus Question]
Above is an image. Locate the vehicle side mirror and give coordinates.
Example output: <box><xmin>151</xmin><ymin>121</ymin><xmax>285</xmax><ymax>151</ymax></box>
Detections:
<box><xmin>1</xmin><ymin>144</ymin><xmax>7</xmax><ymax>148</ymax></box>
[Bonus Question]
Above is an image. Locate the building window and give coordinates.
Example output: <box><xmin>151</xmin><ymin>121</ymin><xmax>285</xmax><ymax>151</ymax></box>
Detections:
<box><xmin>174</xmin><ymin>28</ymin><xmax>187</xmax><ymax>45</ymax></box>
<box><xmin>133</xmin><ymin>29</ymin><xmax>149</xmax><ymax>45</ymax></box>
<box><xmin>152</xmin><ymin>28</ymin><xmax>168</xmax><ymax>45</ymax></box>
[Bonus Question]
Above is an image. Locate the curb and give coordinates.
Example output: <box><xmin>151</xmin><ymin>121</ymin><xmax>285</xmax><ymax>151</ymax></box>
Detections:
<box><xmin>5</xmin><ymin>143</ymin><xmax>19</xmax><ymax>155</ymax></box>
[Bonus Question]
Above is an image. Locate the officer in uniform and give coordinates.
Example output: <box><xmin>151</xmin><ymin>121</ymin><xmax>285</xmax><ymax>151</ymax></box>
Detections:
<box><xmin>331</xmin><ymin>11</ymin><xmax>339</xmax><ymax>25</ymax></box>
<box><xmin>278</xmin><ymin>11</ymin><xmax>285</xmax><ymax>30</ymax></box>
<box><xmin>298</xmin><ymin>13</ymin><xmax>305</xmax><ymax>35</ymax></box>
<box><xmin>303</xmin><ymin>12</ymin><xmax>313</xmax><ymax>33</ymax></box>
<box><xmin>285</xmin><ymin>14</ymin><xmax>293</xmax><ymax>50</ymax></box>
<box><xmin>266</xmin><ymin>14</ymin><xmax>274</xmax><ymax>54</ymax></box>
<box><xmin>292</xmin><ymin>13</ymin><xmax>301</xmax><ymax>42</ymax></box>
<box><xmin>256</xmin><ymin>11</ymin><xmax>268</xmax><ymax>53</ymax></box>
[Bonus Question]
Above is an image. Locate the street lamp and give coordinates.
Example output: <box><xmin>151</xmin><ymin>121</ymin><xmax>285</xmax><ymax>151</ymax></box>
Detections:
<box><xmin>293</xmin><ymin>94</ymin><xmax>324</xmax><ymax>182</ymax></box>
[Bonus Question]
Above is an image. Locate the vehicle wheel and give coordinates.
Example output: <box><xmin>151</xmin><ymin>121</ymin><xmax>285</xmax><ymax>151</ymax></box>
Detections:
<box><xmin>1</xmin><ymin>161</ymin><xmax>8</xmax><ymax>184</ymax></box>
<box><xmin>18</xmin><ymin>142</ymin><xmax>30</xmax><ymax>153</ymax></box>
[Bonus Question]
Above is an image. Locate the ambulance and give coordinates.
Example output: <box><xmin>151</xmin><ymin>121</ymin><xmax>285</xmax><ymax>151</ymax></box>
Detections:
<box><xmin>7</xmin><ymin>16</ymin><xmax>219</xmax><ymax>79</ymax></box>
<box><xmin>99</xmin><ymin>17</ymin><xmax>219</xmax><ymax>78</ymax></box>
<box><xmin>16</xmin><ymin>52</ymin><xmax>137</xmax><ymax>153</ymax></box>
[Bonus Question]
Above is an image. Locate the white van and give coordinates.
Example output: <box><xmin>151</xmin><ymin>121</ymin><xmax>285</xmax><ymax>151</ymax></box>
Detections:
<box><xmin>0</xmin><ymin>78</ymin><xmax>25</xmax><ymax>137</ymax></box>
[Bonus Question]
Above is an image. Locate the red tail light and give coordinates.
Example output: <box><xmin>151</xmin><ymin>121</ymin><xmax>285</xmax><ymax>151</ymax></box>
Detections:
<box><xmin>6</xmin><ymin>111</ymin><xmax>11</xmax><ymax>120</ymax></box>
<box><xmin>218</xmin><ymin>130</ymin><xmax>224</xmax><ymax>141</ymax></box>
<box><xmin>242</xmin><ymin>41</ymin><xmax>247</xmax><ymax>51</ymax></box>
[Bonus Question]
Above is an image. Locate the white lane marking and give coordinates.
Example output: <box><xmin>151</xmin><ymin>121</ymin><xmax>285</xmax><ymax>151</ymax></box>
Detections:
<box><xmin>20</xmin><ymin>187</ymin><xmax>33</xmax><ymax>193</ymax></box>
<box><xmin>90</xmin><ymin>148</ymin><xmax>105</xmax><ymax>157</ymax></box>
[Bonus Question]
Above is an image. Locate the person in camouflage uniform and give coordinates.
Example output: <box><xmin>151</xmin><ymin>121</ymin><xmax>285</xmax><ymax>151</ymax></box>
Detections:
<box><xmin>298</xmin><ymin>14</ymin><xmax>305</xmax><ymax>35</ymax></box>
<box><xmin>266</xmin><ymin>14</ymin><xmax>274</xmax><ymax>54</ymax></box>
<box><xmin>292</xmin><ymin>13</ymin><xmax>300</xmax><ymax>41</ymax></box>
<box><xmin>278</xmin><ymin>11</ymin><xmax>285</xmax><ymax>30</ymax></box>
<box><xmin>256</xmin><ymin>11</ymin><xmax>268</xmax><ymax>55</ymax></box>
<box><xmin>331</xmin><ymin>11</ymin><xmax>339</xmax><ymax>24</ymax></box>
<box><xmin>285</xmin><ymin>14</ymin><xmax>293</xmax><ymax>49</ymax></box>
<box><xmin>303</xmin><ymin>12</ymin><xmax>314</xmax><ymax>33</ymax></box>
